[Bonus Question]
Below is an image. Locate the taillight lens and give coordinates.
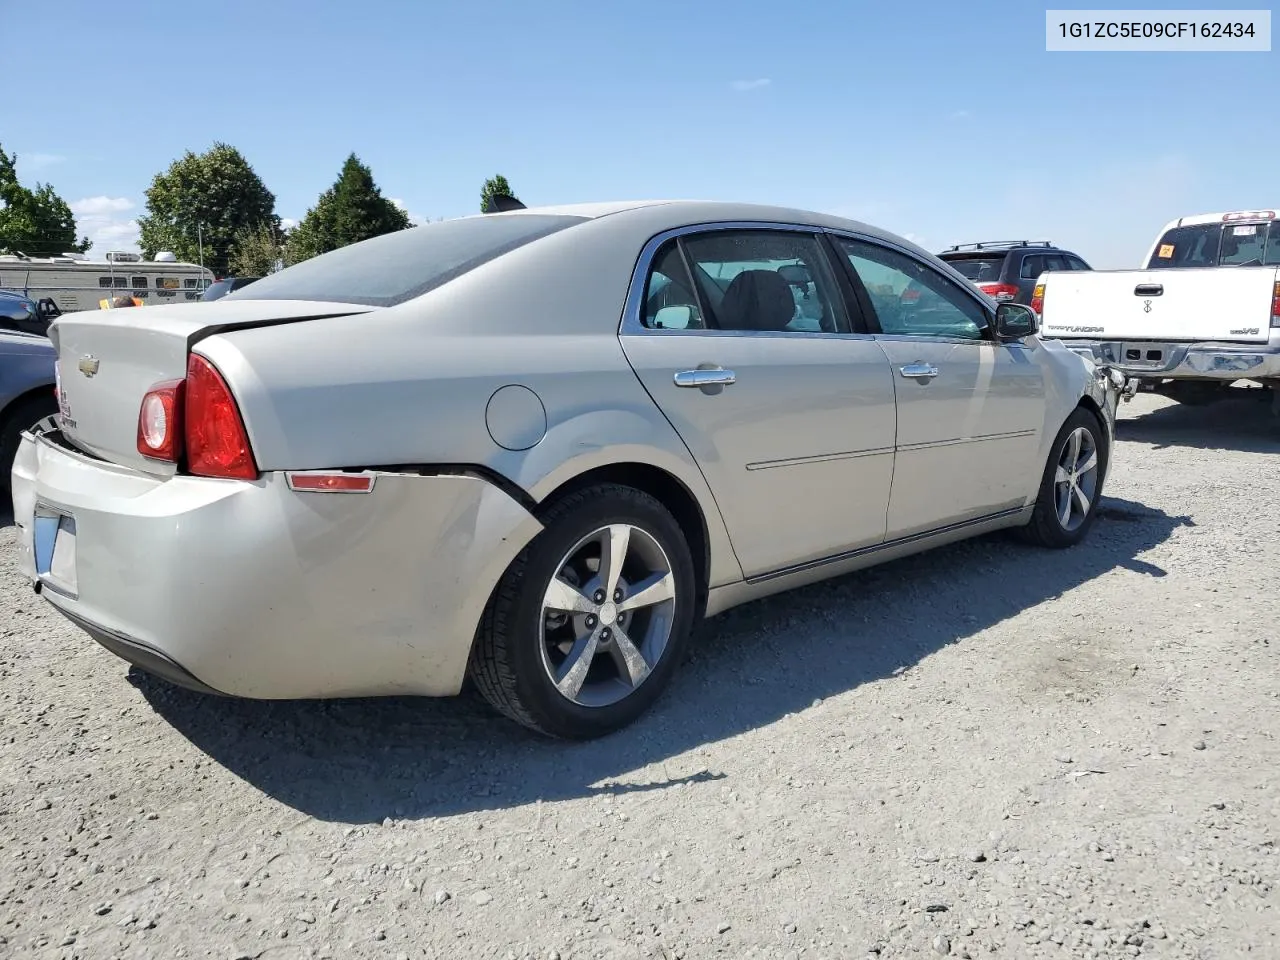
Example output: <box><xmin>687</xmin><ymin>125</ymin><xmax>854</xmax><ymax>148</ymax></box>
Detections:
<box><xmin>135</xmin><ymin>354</ymin><xmax>257</xmax><ymax>479</ymax></box>
<box><xmin>1272</xmin><ymin>281</ymin><xmax>1280</xmax><ymax>328</ymax></box>
<box><xmin>185</xmin><ymin>353</ymin><xmax>258</xmax><ymax>480</ymax></box>
<box><xmin>1030</xmin><ymin>283</ymin><xmax>1046</xmax><ymax>315</ymax></box>
<box><xmin>978</xmin><ymin>282</ymin><xmax>1020</xmax><ymax>302</ymax></box>
<box><xmin>136</xmin><ymin>380</ymin><xmax>185</xmax><ymax>461</ymax></box>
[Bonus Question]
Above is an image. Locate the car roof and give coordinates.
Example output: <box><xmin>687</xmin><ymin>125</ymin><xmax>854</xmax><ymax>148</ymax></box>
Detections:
<box><xmin>475</xmin><ymin>199</ymin><xmax>938</xmax><ymax>260</ymax></box>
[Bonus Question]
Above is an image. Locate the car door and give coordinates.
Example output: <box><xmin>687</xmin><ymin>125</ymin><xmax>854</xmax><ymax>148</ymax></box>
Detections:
<box><xmin>619</xmin><ymin>225</ymin><xmax>898</xmax><ymax>580</ymax></box>
<box><xmin>830</xmin><ymin>234</ymin><xmax>1047</xmax><ymax>540</ymax></box>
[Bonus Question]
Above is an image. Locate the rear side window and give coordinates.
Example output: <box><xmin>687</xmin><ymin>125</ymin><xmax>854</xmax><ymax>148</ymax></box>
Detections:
<box><xmin>227</xmin><ymin>214</ymin><xmax>588</xmax><ymax>308</ymax></box>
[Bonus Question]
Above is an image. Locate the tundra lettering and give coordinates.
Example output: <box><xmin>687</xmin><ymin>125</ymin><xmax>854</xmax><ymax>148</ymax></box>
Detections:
<box><xmin>1045</xmin><ymin>324</ymin><xmax>1105</xmax><ymax>334</ymax></box>
<box><xmin>1229</xmin><ymin>327</ymin><xmax>1260</xmax><ymax>336</ymax></box>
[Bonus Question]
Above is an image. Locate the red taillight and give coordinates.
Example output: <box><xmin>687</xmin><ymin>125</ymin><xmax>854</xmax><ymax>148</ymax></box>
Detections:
<box><xmin>1272</xmin><ymin>281</ymin><xmax>1280</xmax><ymax>327</ymax></box>
<box><xmin>184</xmin><ymin>353</ymin><xmax>258</xmax><ymax>480</ymax></box>
<box><xmin>136</xmin><ymin>379</ymin><xmax>185</xmax><ymax>461</ymax></box>
<box><xmin>978</xmin><ymin>282</ymin><xmax>1020</xmax><ymax>302</ymax></box>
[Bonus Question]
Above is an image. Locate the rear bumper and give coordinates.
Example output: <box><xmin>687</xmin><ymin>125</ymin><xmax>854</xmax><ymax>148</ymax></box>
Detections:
<box><xmin>1058</xmin><ymin>334</ymin><xmax>1280</xmax><ymax>381</ymax></box>
<box><xmin>10</xmin><ymin>426</ymin><xmax>544</xmax><ymax>699</ymax></box>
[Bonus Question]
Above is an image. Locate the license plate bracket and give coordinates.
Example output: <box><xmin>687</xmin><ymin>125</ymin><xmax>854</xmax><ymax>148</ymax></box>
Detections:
<box><xmin>33</xmin><ymin>503</ymin><xmax>78</xmax><ymax>598</ymax></box>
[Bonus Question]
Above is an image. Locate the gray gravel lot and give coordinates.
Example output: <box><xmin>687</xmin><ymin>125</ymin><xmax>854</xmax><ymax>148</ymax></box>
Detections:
<box><xmin>1</xmin><ymin>390</ymin><xmax>1277</xmax><ymax>960</ymax></box>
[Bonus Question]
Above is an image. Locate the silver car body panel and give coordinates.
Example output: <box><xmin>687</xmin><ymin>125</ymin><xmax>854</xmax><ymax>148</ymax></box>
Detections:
<box><xmin>12</xmin><ymin>199</ymin><xmax>1117</xmax><ymax>701</ymax></box>
<box><xmin>11</xmin><ymin>429</ymin><xmax>543</xmax><ymax>697</ymax></box>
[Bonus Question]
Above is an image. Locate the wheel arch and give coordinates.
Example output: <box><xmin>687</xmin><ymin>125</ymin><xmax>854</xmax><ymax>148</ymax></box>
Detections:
<box><xmin>535</xmin><ymin>461</ymin><xmax>717</xmax><ymax>617</ymax></box>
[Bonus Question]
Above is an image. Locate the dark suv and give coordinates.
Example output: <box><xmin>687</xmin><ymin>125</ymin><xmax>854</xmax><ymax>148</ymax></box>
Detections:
<box><xmin>937</xmin><ymin>241</ymin><xmax>1092</xmax><ymax>306</ymax></box>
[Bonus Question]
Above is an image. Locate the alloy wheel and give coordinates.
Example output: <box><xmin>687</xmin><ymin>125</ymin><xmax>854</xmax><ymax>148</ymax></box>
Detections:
<box><xmin>539</xmin><ymin>524</ymin><xmax>677</xmax><ymax>707</ymax></box>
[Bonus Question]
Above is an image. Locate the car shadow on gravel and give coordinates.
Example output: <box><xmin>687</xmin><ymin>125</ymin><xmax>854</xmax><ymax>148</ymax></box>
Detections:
<box><xmin>1118</xmin><ymin>386</ymin><xmax>1278</xmax><ymax>453</ymax></box>
<box><xmin>132</xmin><ymin>494</ymin><xmax>1192</xmax><ymax>824</ymax></box>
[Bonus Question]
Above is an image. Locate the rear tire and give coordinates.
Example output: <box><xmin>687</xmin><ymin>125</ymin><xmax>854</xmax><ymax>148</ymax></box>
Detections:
<box><xmin>468</xmin><ymin>483</ymin><xmax>697</xmax><ymax>739</ymax></box>
<box><xmin>0</xmin><ymin>394</ymin><xmax>58</xmax><ymax>496</ymax></box>
<box><xmin>1016</xmin><ymin>406</ymin><xmax>1108</xmax><ymax>549</ymax></box>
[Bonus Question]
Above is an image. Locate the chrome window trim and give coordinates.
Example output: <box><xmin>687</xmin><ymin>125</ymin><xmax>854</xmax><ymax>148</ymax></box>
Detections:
<box><xmin>618</xmin><ymin>220</ymin><xmax>874</xmax><ymax>341</ymax></box>
<box><xmin>618</xmin><ymin>220</ymin><xmax>1021</xmax><ymax>350</ymax></box>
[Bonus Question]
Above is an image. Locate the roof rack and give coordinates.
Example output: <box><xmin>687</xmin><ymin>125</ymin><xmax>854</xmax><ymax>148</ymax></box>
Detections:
<box><xmin>943</xmin><ymin>240</ymin><xmax>1053</xmax><ymax>252</ymax></box>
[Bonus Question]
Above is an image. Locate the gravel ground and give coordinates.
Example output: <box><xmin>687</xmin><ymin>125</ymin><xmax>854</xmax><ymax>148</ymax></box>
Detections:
<box><xmin>1</xmin><ymin>389</ymin><xmax>1277</xmax><ymax>960</ymax></box>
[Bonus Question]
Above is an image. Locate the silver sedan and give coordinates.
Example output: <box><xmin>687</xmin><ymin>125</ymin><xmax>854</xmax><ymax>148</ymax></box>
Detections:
<box><xmin>9</xmin><ymin>201</ymin><xmax>1120</xmax><ymax>739</ymax></box>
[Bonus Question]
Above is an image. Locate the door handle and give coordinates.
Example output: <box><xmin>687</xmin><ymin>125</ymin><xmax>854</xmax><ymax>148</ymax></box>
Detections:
<box><xmin>1134</xmin><ymin>283</ymin><xmax>1163</xmax><ymax>296</ymax></box>
<box><xmin>899</xmin><ymin>362</ymin><xmax>938</xmax><ymax>379</ymax></box>
<box><xmin>674</xmin><ymin>368</ymin><xmax>736</xmax><ymax>388</ymax></box>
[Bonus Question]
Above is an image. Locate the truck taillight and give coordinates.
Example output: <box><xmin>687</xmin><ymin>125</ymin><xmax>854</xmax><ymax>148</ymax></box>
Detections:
<box><xmin>978</xmin><ymin>282</ymin><xmax>1020</xmax><ymax>302</ymax></box>
<box><xmin>136</xmin><ymin>354</ymin><xmax>258</xmax><ymax>480</ymax></box>
<box><xmin>1030</xmin><ymin>283</ymin><xmax>1046</xmax><ymax>315</ymax></box>
<box><xmin>1272</xmin><ymin>281</ymin><xmax>1280</xmax><ymax>327</ymax></box>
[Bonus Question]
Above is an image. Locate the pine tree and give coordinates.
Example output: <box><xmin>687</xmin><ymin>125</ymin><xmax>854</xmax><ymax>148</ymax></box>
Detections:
<box><xmin>287</xmin><ymin>154</ymin><xmax>411</xmax><ymax>263</ymax></box>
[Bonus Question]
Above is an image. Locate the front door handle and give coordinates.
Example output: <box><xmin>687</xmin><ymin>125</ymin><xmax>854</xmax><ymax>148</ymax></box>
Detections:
<box><xmin>899</xmin><ymin>362</ymin><xmax>938</xmax><ymax>379</ymax></box>
<box><xmin>674</xmin><ymin>368</ymin><xmax>736</xmax><ymax>388</ymax></box>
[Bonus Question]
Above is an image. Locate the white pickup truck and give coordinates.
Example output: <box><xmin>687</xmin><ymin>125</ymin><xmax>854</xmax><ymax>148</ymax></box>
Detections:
<box><xmin>1033</xmin><ymin>209</ymin><xmax>1280</xmax><ymax>410</ymax></box>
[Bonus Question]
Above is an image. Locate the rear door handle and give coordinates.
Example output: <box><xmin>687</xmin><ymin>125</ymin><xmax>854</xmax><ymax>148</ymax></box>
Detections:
<box><xmin>1134</xmin><ymin>283</ymin><xmax>1164</xmax><ymax>296</ymax></box>
<box><xmin>674</xmin><ymin>368</ymin><xmax>736</xmax><ymax>388</ymax></box>
<box><xmin>899</xmin><ymin>362</ymin><xmax>938</xmax><ymax>379</ymax></box>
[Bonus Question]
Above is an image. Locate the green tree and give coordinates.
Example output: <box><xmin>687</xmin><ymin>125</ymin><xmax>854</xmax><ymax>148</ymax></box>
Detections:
<box><xmin>228</xmin><ymin>222</ymin><xmax>287</xmax><ymax>277</ymax></box>
<box><xmin>137</xmin><ymin>143</ymin><xmax>279</xmax><ymax>277</ymax></box>
<box><xmin>0</xmin><ymin>144</ymin><xmax>90</xmax><ymax>256</ymax></box>
<box><xmin>480</xmin><ymin>174</ymin><xmax>519</xmax><ymax>213</ymax></box>
<box><xmin>286</xmin><ymin>153</ymin><xmax>410</xmax><ymax>264</ymax></box>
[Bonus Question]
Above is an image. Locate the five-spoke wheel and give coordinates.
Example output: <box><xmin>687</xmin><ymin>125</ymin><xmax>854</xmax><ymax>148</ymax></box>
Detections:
<box><xmin>469</xmin><ymin>483</ymin><xmax>696</xmax><ymax>739</ymax></box>
<box><xmin>1019</xmin><ymin>406</ymin><xmax>1108</xmax><ymax>548</ymax></box>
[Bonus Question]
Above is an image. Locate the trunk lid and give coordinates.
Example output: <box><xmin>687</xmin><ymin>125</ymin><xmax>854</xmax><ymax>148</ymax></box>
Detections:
<box><xmin>1039</xmin><ymin>266</ymin><xmax>1279</xmax><ymax>343</ymax></box>
<box><xmin>50</xmin><ymin>299</ymin><xmax>370</xmax><ymax>474</ymax></box>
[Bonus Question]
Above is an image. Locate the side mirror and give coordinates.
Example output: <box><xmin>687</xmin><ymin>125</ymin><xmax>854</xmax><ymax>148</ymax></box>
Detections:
<box><xmin>994</xmin><ymin>302</ymin><xmax>1038</xmax><ymax>340</ymax></box>
<box><xmin>653</xmin><ymin>304</ymin><xmax>694</xmax><ymax>329</ymax></box>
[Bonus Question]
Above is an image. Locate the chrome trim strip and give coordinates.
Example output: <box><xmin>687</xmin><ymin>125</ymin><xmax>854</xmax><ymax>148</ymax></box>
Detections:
<box><xmin>746</xmin><ymin>506</ymin><xmax>1025</xmax><ymax>585</ymax></box>
<box><xmin>898</xmin><ymin>429</ymin><xmax>1037</xmax><ymax>452</ymax></box>
<box><xmin>746</xmin><ymin>446</ymin><xmax>894</xmax><ymax>471</ymax></box>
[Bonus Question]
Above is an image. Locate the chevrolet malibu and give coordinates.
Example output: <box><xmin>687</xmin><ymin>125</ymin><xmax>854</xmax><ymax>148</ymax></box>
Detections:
<box><xmin>10</xmin><ymin>201</ymin><xmax>1120</xmax><ymax>739</ymax></box>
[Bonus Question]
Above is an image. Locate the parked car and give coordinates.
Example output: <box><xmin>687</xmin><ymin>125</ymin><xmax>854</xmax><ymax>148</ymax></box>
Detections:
<box><xmin>10</xmin><ymin>200</ymin><xmax>1121</xmax><ymax>739</ymax></box>
<box><xmin>1035</xmin><ymin>209</ymin><xmax>1280</xmax><ymax>409</ymax></box>
<box><xmin>938</xmin><ymin>241</ymin><xmax>1092</xmax><ymax>306</ymax></box>
<box><xmin>200</xmin><ymin>276</ymin><xmax>261</xmax><ymax>302</ymax></box>
<box><xmin>0</xmin><ymin>289</ymin><xmax>61</xmax><ymax>337</ymax></box>
<box><xmin>0</xmin><ymin>329</ymin><xmax>57</xmax><ymax>494</ymax></box>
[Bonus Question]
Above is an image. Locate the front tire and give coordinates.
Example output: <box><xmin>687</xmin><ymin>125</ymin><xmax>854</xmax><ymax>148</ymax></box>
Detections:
<box><xmin>468</xmin><ymin>483</ymin><xmax>697</xmax><ymax>739</ymax></box>
<box><xmin>1017</xmin><ymin>406</ymin><xmax>1108</xmax><ymax>549</ymax></box>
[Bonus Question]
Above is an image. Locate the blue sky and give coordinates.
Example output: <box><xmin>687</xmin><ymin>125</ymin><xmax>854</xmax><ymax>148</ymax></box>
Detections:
<box><xmin>3</xmin><ymin>0</ymin><xmax>1274</xmax><ymax>267</ymax></box>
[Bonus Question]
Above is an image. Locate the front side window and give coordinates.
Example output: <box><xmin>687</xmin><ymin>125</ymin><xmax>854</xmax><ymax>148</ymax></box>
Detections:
<box><xmin>677</xmin><ymin>230</ymin><xmax>848</xmax><ymax>333</ymax></box>
<box><xmin>837</xmin><ymin>237</ymin><xmax>988</xmax><ymax>340</ymax></box>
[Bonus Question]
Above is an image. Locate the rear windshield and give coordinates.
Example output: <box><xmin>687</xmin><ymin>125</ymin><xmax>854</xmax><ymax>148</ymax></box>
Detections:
<box><xmin>1146</xmin><ymin>221</ymin><xmax>1280</xmax><ymax>269</ymax></box>
<box><xmin>941</xmin><ymin>255</ymin><xmax>1005</xmax><ymax>283</ymax></box>
<box><xmin>200</xmin><ymin>279</ymin><xmax>235</xmax><ymax>301</ymax></box>
<box><xmin>226</xmin><ymin>214</ymin><xmax>588</xmax><ymax>308</ymax></box>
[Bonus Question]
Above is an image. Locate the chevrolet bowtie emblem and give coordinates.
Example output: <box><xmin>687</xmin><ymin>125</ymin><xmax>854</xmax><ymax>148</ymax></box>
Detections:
<box><xmin>78</xmin><ymin>356</ymin><xmax>99</xmax><ymax>377</ymax></box>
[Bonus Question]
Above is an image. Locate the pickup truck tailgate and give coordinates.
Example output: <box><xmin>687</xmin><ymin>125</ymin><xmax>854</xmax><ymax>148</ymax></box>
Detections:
<box><xmin>1040</xmin><ymin>266</ymin><xmax>1279</xmax><ymax>343</ymax></box>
